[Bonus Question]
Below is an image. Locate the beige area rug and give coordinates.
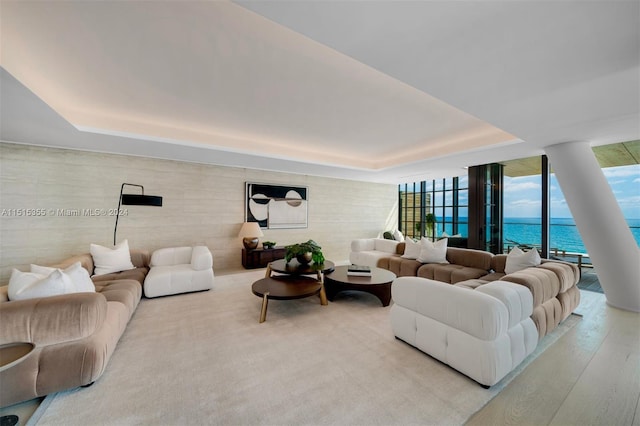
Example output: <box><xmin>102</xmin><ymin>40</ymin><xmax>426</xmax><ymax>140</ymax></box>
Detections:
<box><xmin>32</xmin><ymin>270</ymin><xmax>580</xmax><ymax>426</ymax></box>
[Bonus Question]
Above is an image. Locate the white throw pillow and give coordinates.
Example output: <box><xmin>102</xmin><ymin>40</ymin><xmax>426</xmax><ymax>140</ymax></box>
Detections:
<box><xmin>31</xmin><ymin>262</ymin><xmax>95</xmax><ymax>293</ymax></box>
<box><xmin>401</xmin><ymin>238</ymin><xmax>423</xmax><ymax>260</ymax></box>
<box><xmin>441</xmin><ymin>231</ymin><xmax>450</xmax><ymax>238</ymax></box>
<box><xmin>90</xmin><ymin>239</ymin><xmax>135</xmax><ymax>276</ymax></box>
<box><xmin>8</xmin><ymin>269</ymin><xmax>75</xmax><ymax>301</ymax></box>
<box><xmin>505</xmin><ymin>246</ymin><xmax>542</xmax><ymax>274</ymax></box>
<box><xmin>417</xmin><ymin>238</ymin><xmax>449</xmax><ymax>264</ymax></box>
<box><xmin>393</xmin><ymin>229</ymin><xmax>404</xmax><ymax>242</ymax></box>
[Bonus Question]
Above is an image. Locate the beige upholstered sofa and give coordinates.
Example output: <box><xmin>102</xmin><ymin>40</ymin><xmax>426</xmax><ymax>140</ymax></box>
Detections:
<box><xmin>353</xmin><ymin>240</ymin><xmax>580</xmax><ymax>339</ymax></box>
<box><xmin>0</xmin><ymin>250</ymin><xmax>149</xmax><ymax>407</ymax></box>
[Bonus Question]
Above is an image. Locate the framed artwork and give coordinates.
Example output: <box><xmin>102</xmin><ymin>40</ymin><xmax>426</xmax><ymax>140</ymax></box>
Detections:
<box><xmin>245</xmin><ymin>182</ymin><xmax>308</xmax><ymax>229</ymax></box>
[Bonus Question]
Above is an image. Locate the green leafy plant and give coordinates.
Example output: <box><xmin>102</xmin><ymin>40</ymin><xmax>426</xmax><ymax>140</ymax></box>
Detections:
<box><xmin>262</xmin><ymin>241</ymin><xmax>276</xmax><ymax>249</ymax></box>
<box><xmin>284</xmin><ymin>239</ymin><xmax>325</xmax><ymax>264</ymax></box>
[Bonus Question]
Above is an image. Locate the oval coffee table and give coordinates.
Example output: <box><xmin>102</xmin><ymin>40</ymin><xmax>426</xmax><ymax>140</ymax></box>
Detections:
<box><xmin>324</xmin><ymin>266</ymin><xmax>397</xmax><ymax>307</ymax></box>
<box><xmin>251</xmin><ymin>275</ymin><xmax>323</xmax><ymax>323</ymax></box>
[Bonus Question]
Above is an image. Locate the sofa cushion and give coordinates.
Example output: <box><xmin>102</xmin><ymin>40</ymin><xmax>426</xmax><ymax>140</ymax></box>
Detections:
<box><xmin>539</xmin><ymin>260</ymin><xmax>579</xmax><ymax>292</ymax></box>
<box><xmin>94</xmin><ymin>280</ymin><xmax>142</xmax><ymax>318</ymax></box>
<box><xmin>446</xmin><ymin>247</ymin><xmax>493</xmax><ymax>270</ymax></box>
<box><xmin>383</xmin><ymin>256</ymin><xmax>422</xmax><ymax>277</ymax></box>
<box><xmin>91</xmin><ymin>267</ymin><xmax>149</xmax><ymax>286</ymax></box>
<box><xmin>90</xmin><ymin>240</ymin><xmax>135</xmax><ymax>276</ymax></box>
<box><xmin>500</xmin><ymin>267</ymin><xmax>560</xmax><ymax>307</ymax></box>
<box><xmin>8</xmin><ymin>269</ymin><xmax>75</xmax><ymax>301</ymax></box>
<box><xmin>454</xmin><ymin>279</ymin><xmax>490</xmax><ymax>290</ymax></box>
<box><xmin>417</xmin><ymin>263</ymin><xmax>489</xmax><ymax>284</ymax></box>
<box><xmin>417</xmin><ymin>238</ymin><xmax>448</xmax><ymax>264</ymax></box>
<box><xmin>401</xmin><ymin>238</ymin><xmax>423</xmax><ymax>260</ymax></box>
<box><xmin>505</xmin><ymin>247</ymin><xmax>541</xmax><ymax>274</ymax></box>
<box><xmin>31</xmin><ymin>262</ymin><xmax>95</xmax><ymax>293</ymax></box>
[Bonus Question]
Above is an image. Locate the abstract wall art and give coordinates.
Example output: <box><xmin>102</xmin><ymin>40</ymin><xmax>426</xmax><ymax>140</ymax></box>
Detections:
<box><xmin>245</xmin><ymin>182</ymin><xmax>308</xmax><ymax>229</ymax></box>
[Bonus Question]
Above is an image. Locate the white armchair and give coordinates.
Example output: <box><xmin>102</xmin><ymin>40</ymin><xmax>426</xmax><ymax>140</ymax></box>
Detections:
<box><xmin>143</xmin><ymin>246</ymin><xmax>214</xmax><ymax>298</ymax></box>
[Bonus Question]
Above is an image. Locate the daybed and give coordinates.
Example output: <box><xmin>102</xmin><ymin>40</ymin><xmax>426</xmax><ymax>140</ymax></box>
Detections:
<box><xmin>0</xmin><ymin>249</ymin><xmax>149</xmax><ymax>407</ymax></box>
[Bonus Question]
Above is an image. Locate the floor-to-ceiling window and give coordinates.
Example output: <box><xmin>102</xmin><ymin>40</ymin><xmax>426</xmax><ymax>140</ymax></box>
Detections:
<box><xmin>398</xmin><ymin>175</ymin><xmax>468</xmax><ymax>241</ymax></box>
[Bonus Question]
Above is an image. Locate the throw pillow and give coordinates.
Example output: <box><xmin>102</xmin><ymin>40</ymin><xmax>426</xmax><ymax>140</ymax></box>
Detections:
<box><xmin>8</xmin><ymin>269</ymin><xmax>75</xmax><ymax>301</ymax></box>
<box><xmin>417</xmin><ymin>238</ymin><xmax>449</xmax><ymax>264</ymax></box>
<box><xmin>393</xmin><ymin>229</ymin><xmax>404</xmax><ymax>242</ymax></box>
<box><xmin>31</xmin><ymin>262</ymin><xmax>95</xmax><ymax>293</ymax></box>
<box><xmin>90</xmin><ymin>239</ymin><xmax>135</xmax><ymax>276</ymax></box>
<box><xmin>505</xmin><ymin>246</ymin><xmax>542</xmax><ymax>274</ymax></box>
<box><xmin>401</xmin><ymin>238</ymin><xmax>423</xmax><ymax>260</ymax></box>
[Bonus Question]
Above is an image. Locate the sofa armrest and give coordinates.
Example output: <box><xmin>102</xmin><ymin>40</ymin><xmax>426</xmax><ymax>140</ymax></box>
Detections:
<box><xmin>151</xmin><ymin>247</ymin><xmax>192</xmax><ymax>266</ymax></box>
<box><xmin>191</xmin><ymin>246</ymin><xmax>213</xmax><ymax>270</ymax></box>
<box><xmin>373</xmin><ymin>238</ymin><xmax>400</xmax><ymax>254</ymax></box>
<box><xmin>351</xmin><ymin>239</ymin><xmax>375</xmax><ymax>252</ymax></box>
<box><xmin>475</xmin><ymin>281</ymin><xmax>534</xmax><ymax>327</ymax></box>
<box><xmin>391</xmin><ymin>277</ymin><xmax>509</xmax><ymax>340</ymax></box>
<box><xmin>0</xmin><ymin>292</ymin><xmax>107</xmax><ymax>346</ymax></box>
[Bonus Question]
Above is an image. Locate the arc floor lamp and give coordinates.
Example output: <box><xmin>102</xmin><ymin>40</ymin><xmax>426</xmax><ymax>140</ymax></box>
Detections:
<box><xmin>114</xmin><ymin>183</ymin><xmax>163</xmax><ymax>245</ymax></box>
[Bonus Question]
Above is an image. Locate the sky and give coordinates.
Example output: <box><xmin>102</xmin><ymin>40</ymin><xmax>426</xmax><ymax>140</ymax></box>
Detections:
<box><xmin>504</xmin><ymin>164</ymin><xmax>640</xmax><ymax>219</ymax></box>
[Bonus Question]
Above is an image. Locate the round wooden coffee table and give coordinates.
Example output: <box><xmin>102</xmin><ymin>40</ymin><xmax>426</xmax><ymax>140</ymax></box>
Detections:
<box><xmin>251</xmin><ymin>275</ymin><xmax>323</xmax><ymax>323</ymax></box>
<box><xmin>324</xmin><ymin>266</ymin><xmax>397</xmax><ymax>307</ymax></box>
<box><xmin>266</xmin><ymin>259</ymin><xmax>335</xmax><ymax>277</ymax></box>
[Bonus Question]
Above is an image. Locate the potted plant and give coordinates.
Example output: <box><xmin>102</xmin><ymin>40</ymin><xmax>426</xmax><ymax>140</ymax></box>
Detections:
<box><xmin>262</xmin><ymin>241</ymin><xmax>276</xmax><ymax>249</ymax></box>
<box><xmin>425</xmin><ymin>213</ymin><xmax>437</xmax><ymax>239</ymax></box>
<box><xmin>284</xmin><ymin>239</ymin><xmax>325</xmax><ymax>265</ymax></box>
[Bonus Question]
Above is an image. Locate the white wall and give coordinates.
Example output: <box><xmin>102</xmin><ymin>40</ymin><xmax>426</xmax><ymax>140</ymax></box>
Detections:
<box><xmin>0</xmin><ymin>143</ymin><xmax>398</xmax><ymax>283</ymax></box>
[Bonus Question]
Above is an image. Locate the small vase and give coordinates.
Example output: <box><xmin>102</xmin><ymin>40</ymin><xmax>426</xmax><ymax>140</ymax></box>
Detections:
<box><xmin>296</xmin><ymin>252</ymin><xmax>313</xmax><ymax>264</ymax></box>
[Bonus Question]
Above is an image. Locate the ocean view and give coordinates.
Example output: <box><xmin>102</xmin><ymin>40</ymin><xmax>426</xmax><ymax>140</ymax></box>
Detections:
<box><xmin>503</xmin><ymin>217</ymin><xmax>640</xmax><ymax>254</ymax></box>
<box><xmin>438</xmin><ymin>218</ymin><xmax>640</xmax><ymax>255</ymax></box>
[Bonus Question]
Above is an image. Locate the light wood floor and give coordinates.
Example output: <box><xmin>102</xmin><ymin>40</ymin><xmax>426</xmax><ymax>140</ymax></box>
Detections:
<box><xmin>467</xmin><ymin>289</ymin><xmax>640</xmax><ymax>426</ymax></box>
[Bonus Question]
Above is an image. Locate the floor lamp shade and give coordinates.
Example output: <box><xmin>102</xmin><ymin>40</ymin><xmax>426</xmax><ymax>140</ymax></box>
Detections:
<box><xmin>114</xmin><ymin>183</ymin><xmax>163</xmax><ymax>245</ymax></box>
<box><xmin>121</xmin><ymin>194</ymin><xmax>163</xmax><ymax>206</ymax></box>
<box><xmin>238</xmin><ymin>222</ymin><xmax>264</xmax><ymax>250</ymax></box>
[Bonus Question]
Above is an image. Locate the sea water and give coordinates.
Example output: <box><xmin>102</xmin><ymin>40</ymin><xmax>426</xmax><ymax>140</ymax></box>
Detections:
<box><xmin>504</xmin><ymin>217</ymin><xmax>640</xmax><ymax>254</ymax></box>
<box><xmin>439</xmin><ymin>218</ymin><xmax>640</xmax><ymax>254</ymax></box>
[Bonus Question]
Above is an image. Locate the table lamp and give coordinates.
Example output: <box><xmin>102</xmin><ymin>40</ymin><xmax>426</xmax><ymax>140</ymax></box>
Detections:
<box><xmin>238</xmin><ymin>222</ymin><xmax>264</xmax><ymax>250</ymax></box>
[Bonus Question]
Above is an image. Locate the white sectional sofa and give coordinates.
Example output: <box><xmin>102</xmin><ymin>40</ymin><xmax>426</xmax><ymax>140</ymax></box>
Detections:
<box><xmin>390</xmin><ymin>276</ymin><xmax>538</xmax><ymax>387</ymax></box>
<box><xmin>349</xmin><ymin>238</ymin><xmax>402</xmax><ymax>268</ymax></box>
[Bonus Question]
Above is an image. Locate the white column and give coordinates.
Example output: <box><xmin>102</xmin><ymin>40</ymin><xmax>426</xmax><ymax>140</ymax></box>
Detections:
<box><xmin>545</xmin><ymin>141</ymin><xmax>640</xmax><ymax>312</ymax></box>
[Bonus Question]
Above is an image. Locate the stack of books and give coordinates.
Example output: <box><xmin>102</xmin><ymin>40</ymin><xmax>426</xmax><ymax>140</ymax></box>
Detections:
<box><xmin>347</xmin><ymin>264</ymin><xmax>372</xmax><ymax>276</ymax></box>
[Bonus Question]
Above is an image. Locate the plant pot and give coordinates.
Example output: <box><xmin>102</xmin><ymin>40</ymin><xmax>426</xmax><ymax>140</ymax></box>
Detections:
<box><xmin>296</xmin><ymin>252</ymin><xmax>313</xmax><ymax>264</ymax></box>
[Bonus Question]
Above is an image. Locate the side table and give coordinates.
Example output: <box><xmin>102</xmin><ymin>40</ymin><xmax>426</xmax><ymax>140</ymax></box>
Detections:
<box><xmin>242</xmin><ymin>247</ymin><xmax>286</xmax><ymax>269</ymax></box>
<box><xmin>0</xmin><ymin>342</ymin><xmax>35</xmax><ymax>426</ymax></box>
